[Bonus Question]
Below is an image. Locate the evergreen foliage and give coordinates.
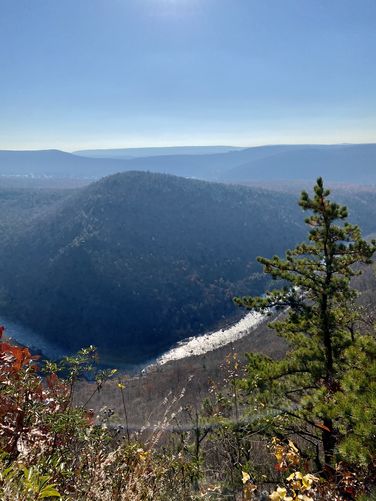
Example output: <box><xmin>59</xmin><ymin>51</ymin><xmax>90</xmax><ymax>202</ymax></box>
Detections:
<box><xmin>235</xmin><ymin>178</ymin><xmax>376</xmax><ymax>468</ymax></box>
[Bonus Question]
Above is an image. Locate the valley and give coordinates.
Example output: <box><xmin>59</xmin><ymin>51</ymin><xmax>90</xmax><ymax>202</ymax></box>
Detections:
<box><xmin>1</xmin><ymin>151</ymin><xmax>376</xmax><ymax>368</ymax></box>
<box><xmin>0</xmin><ymin>172</ymin><xmax>306</xmax><ymax>365</ymax></box>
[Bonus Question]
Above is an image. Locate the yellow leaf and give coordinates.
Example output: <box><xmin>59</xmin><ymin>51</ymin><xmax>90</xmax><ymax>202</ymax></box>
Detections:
<box><xmin>304</xmin><ymin>474</ymin><xmax>319</xmax><ymax>482</ymax></box>
<box><xmin>269</xmin><ymin>491</ymin><xmax>281</xmax><ymax>501</ymax></box>
<box><xmin>242</xmin><ymin>471</ymin><xmax>250</xmax><ymax>484</ymax></box>
<box><xmin>302</xmin><ymin>473</ymin><xmax>319</xmax><ymax>490</ymax></box>
<box><xmin>287</xmin><ymin>471</ymin><xmax>303</xmax><ymax>481</ymax></box>
<box><xmin>277</xmin><ymin>486</ymin><xmax>287</xmax><ymax>498</ymax></box>
<box><xmin>136</xmin><ymin>448</ymin><xmax>149</xmax><ymax>461</ymax></box>
<box><xmin>275</xmin><ymin>445</ymin><xmax>284</xmax><ymax>462</ymax></box>
<box><xmin>288</xmin><ymin>440</ymin><xmax>299</xmax><ymax>453</ymax></box>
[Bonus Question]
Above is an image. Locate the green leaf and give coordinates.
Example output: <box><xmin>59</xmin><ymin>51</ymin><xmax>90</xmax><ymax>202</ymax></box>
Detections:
<box><xmin>39</xmin><ymin>486</ymin><xmax>61</xmax><ymax>498</ymax></box>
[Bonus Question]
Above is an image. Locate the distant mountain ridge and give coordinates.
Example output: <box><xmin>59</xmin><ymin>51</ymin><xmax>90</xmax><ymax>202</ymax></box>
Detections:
<box><xmin>0</xmin><ymin>143</ymin><xmax>375</xmax><ymax>185</ymax></box>
<box><xmin>0</xmin><ymin>149</ymin><xmax>126</xmax><ymax>179</ymax></box>
<box><xmin>225</xmin><ymin>143</ymin><xmax>376</xmax><ymax>183</ymax></box>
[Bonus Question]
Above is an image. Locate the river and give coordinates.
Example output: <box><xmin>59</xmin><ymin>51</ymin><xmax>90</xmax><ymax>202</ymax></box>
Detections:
<box><xmin>0</xmin><ymin>310</ymin><xmax>266</xmax><ymax>369</ymax></box>
<box><xmin>154</xmin><ymin>310</ymin><xmax>265</xmax><ymax>366</ymax></box>
<box><xmin>0</xmin><ymin>314</ymin><xmax>65</xmax><ymax>359</ymax></box>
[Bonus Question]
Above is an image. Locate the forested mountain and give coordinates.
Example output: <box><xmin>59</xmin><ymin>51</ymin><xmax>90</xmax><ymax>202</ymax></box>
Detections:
<box><xmin>0</xmin><ymin>172</ymin><xmax>308</xmax><ymax>364</ymax></box>
<box><xmin>1</xmin><ymin>143</ymin><xmax>375</xmax><ymax>185</ymax></box>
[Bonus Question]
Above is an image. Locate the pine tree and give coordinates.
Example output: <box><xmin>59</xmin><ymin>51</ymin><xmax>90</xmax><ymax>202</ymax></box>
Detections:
<box><xmin>235</xmin><ymin>178</ymin><xmax>376</xmax><ymax>468</ymax></box>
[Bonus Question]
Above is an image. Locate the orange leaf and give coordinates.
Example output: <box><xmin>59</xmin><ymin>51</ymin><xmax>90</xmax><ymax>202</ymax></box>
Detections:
<box><xmin>0</xmin><ymin>343</ymin><xmax>32</xmax><ymax>370</ymax></box>
<box><xmin>315</xmin><ymin>422</ymin><xmax>331</xmax><ymax>432</ymax></box>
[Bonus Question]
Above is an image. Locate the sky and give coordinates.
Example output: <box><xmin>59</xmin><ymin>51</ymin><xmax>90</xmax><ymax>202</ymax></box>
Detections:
<box><xmin>1</xmin><ymin>0</ymin><xmax>376</xmax><ymax>151</ymax></box>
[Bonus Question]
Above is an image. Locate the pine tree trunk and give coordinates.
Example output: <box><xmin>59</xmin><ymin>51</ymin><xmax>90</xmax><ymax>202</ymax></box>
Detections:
<box><xmin>322</xmin><ymin>417</ymin><xmax>335</xmax><ymax>465</ymax></box>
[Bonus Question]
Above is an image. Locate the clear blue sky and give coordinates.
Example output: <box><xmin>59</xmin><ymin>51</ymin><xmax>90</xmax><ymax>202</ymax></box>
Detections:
<box><xmin>1</xmin><ymin>0</ymin><xmax>376</xmax><ymax>150</ymax></box>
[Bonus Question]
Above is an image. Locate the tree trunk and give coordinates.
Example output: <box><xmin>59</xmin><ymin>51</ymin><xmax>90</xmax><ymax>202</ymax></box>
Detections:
<box><xmin>322</xmin><ymin>417</ymin><xmax>336</xmax><ymax>465</ymax></box>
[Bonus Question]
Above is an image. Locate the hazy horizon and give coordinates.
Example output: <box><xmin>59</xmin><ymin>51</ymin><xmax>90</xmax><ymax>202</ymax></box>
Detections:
<box><xmin>1</xmin><ymin>140</ymin><xmax>376</xmax><ymax>155</ymax></box>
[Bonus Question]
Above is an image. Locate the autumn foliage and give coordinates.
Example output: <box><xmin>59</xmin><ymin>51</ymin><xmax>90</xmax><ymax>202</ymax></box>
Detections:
<box><xmin>0</xmin><ymin>327</ymin><xmax>199</xmax><ymax>500</ymax></box>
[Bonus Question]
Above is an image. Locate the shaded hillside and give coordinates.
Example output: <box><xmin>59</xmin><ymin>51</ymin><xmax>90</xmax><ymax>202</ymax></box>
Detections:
<box><xmin>0</xmin><ymin>172</ymin><xmax>306</xmax><ymax>364</ymax></box>
<box><xmin>0</xmin><ymin>186</ymin><xmax>73</xmax><ymax>242</ymax></box>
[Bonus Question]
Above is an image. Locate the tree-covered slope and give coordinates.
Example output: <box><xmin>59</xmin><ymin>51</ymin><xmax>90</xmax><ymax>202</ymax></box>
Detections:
<box><xmin>0</xmin><ymin>172</ymin><xmax>306</xmax><ymax>364</ymax></box>
<box><xmin>0</xmin><ymin>186</ymin><xmax>73</xmax><ymax>243</ymax></box>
